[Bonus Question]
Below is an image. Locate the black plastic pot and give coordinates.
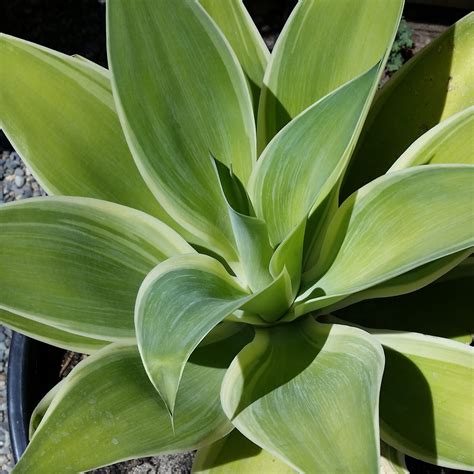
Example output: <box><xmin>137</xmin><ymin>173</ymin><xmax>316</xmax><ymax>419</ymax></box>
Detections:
<box><xmin>6</xmin><ymin>332</ymin><xmax>467</xmax><ymax>473</ymax></box>
<box><xmin>7</xmin><ymin>332</ymin><xmax>64</xmax><ymax>462</ymax></box>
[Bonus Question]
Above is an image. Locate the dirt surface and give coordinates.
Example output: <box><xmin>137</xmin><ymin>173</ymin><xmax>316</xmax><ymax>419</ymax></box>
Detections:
<box><xmin>409</xmin><ymin>22</ymin><xmax>448</xmax><ymax>53</ymax></box>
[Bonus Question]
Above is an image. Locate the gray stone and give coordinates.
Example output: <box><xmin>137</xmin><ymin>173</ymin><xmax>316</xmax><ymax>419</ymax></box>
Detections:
<box><xmin>22</xmin><ymin>189</ymin><xmax>33</xmax><ymax>199</ymax></box>
<box><xmin>14</xmin><ymin>168</ymin><xmax>24</xmax><ymax>177</ymax></box>
<box><xmin>14</xmin><ymin>175</ymin><xmax>25</xmax><ymax>188</ymax></box>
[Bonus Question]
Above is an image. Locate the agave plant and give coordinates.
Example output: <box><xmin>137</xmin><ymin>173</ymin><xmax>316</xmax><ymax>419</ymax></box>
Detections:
<box><xmin>0</xmin><ymin>1</ymin><xmax>473</xmax><ymax>472</ymax></box>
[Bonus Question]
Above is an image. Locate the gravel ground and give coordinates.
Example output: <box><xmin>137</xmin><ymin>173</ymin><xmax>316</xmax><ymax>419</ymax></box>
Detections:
<box><xmin>0</xmin><ymin>151</ymin><xmax>47</xmax><ymax>204</ymax></box>
<box><xmin>0</xmin><ymin>20</ymin><xmax>449</xmax><ymax>474</ymax></box>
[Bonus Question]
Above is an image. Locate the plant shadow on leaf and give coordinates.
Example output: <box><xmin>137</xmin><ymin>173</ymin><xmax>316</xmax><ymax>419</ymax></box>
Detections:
<box><xmin>189</xmin><ymin>324</ymin><xmax>254</xmax><ymax>370</ymax></box>
<box><xmin>301</xmin><ymin>190</ymin><xmax>341</xmax><ymax>277</ymax></box>
<box><xmin>342</xmin><ymin>26</ymin><xmax>456</xmax><ymax>199</ymax></box>
<box><xmin>334</xmin><ymin>278</ymin><xmax>473</xmax><ymax>342</ymax></box>
<box><xmin>258</xmin><ymin>87</ymin><xmax>292</xmax><ymax>148</ymax></box>
<box><xmin>196</xmin><ymin>430</ymin><xmax>264</xmax><ymax>469</ymax></box>
<box><xmin>245</xmin><ymin>75</ymin><xmax>264</xmax><ymax>115</ymax></box>
<box><xmin>301</xmin><ymin>193</ymin><xmax>356</xmax><ymax>291</ymax></box>
<box><xmin>190</xmin><ymin>244</ymin><xmax>236</xmax><ymax>276</ymax></box>
<box><xmin>379</xmin><ymin>345</ymin><xmax>436</xmax><ymax>462</ymax></box>
<box><xmin>230</xmin><ymin>321</ymin><xmax>329</xmax><ymax>418</ymax></box>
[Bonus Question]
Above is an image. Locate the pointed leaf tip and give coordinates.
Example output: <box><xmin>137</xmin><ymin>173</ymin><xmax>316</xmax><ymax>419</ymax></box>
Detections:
<box><xmin>135</xmin><ymin>254</ymin><xmax>252</xmax><ymax>412</ymax></box>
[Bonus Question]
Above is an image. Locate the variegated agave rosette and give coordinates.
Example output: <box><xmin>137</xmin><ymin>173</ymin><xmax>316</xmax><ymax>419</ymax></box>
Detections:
<box><xmin>0</xmin><ymin>1</ymin><xmax>473</xmax><ymax>472</ymax></box>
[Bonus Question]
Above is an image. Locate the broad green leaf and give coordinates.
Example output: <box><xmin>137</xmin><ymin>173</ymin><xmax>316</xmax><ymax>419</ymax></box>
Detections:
<box><xmin>15</xmin><ymin>324</ymin><xmax>253</xmax><ymax>473</ymax></box>
<box><xmin>380</xmin><ymin>442</ymin><xmax>408</xmax><ymax>474</ymax></box>
<box><xmin>0</xmin><ymin>34</ymin><xmax>178</xmax><ymax>227</ymax></box>
<box><xmin>221</xmin><ymin>318</ymin><xmax>384</xmax><ymax>472</ymax></box>
<box><xmin>389</xmin><ymin>106</ymin><xmax>474</xmax><ymax>171</ymax></box>
<box><xmin>322</xmin><ymin>249</ymin><xmax>471</xmax><ymax>316</ymax></box>
<box><xmin>332</xmin><ymin>255</ymin><xmax>473</xmax><ymax>343</ymax></box>
<box><xmin>0</xmin><ymin>308</ymin><xmax>108</xmax><ymax>353</ymax></box>
<box><xmin>257</xmin><ymin>0</ymin><xmax>403</xmax><ymax>148</ymax></box>
<box><xmin>108</xmin><ymin>0</ymin><xmax>255</xmax><ymax>261</ymax></box>
<box><xmin>0</xmin><ymin>197</ymin><xmax>192</xmax><ymax>340</ymax></box>
<box><xmin>297</xmin><ymin>166</ymin><xmax>474</xmax><ymax>315</ymax></box>
<box><xmin>199</xmin><ymin>0</ymin><xmax>269</xmax><ymax>113</ymax></box>
<box><xmin>342</xmin><ymin>13</ymin><xmax>474</xmax><ymax>197</ymax></box>
<box><xmin>193</xmin><ymin>430</ymin><xmax>295</xmax><ymax>473</ymax></box>
<box><xmin>250</xmin><ymin>65</ymin><xmax>379</xmax><ymax>246</ymax></box>
<box><xmin>135</xmin><ymin>254</ymin><xmax>252</xmax><ymax>415</ymax></box>
<box><xmin>376</xmin><ymin>332</ymin><xmax>474</xmax><ymax>470</ymax></box>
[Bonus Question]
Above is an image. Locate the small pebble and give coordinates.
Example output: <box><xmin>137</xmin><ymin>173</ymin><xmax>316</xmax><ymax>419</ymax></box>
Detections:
<box><xmin>22</xmin><ymin>189</ymin><xmax>33</xmax><ymax>199</ymax></box>
<box><xmin>14</xmin><ymin>176</ymin><xmax>25</xmax><ymax>188</ymax></box>
<box><xmin>0</xmin><ymin>151</ymin><xmax>44</xmax><ymax>203</ymax></box>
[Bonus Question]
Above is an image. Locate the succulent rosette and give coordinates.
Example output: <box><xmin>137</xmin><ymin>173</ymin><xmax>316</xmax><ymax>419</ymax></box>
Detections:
<box><xmin>0</xmin><ymin>1</ymin><xmax>472</xmax><ymax>472</ymax></box>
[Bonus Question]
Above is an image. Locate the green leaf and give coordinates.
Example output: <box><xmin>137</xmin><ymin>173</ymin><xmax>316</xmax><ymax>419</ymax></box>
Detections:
<box><xmin>376</xmin><ymin>332</ymin><xmax>474</xmax><ymax>470</ymax></box>
<box><xmin>107</xmin><ymin>0</ymin><xmax>255</xmax><ymax>261</ymax></box>
<box><xmin>389</xmin><ymin>106</ymin><xmax>474</xmax><ymax>171</ymax></box>
<box><xmin>0</xmin><ymin>197</ymin><xmax>192</xmax><ymax>340</ymax></box>
<box><xmin>15</xmin><ymin>324</ymin><xmax>253</xmax><ymax>473</ymax></box>
<box><xmin>221</xmin><ymin>318</ymin><xmax>384</xmax><ymax>472</ymax></box>
<box><xmin>0</xmin><ymin>34</ymin><xmax>178</xmax><ymax>227</ymax></box>
<box><xmin>302</xmin><ymin>188</ymin><xmax>340</xmax><ymax>274</ymax></box>
<box><xmin>227</xmin><ymin>210</ymin><xmax>274</xmax><ymax>291</ymax></box>
<box><xmin>332</xmin><ymin>255</ymin><xmax>474</xmax><ymax>343</ymax></box>
<box><xmin>135</xmin><ymin>254</ymin><xmax>252</xmax><ymax>415</ymax></box>
<box><xmin>297</xmin><ymin>166</ymin><xmax>474</xmax><ymax>315</ymax></box>
<box><xmin>342</xmin><ymin>13</ymin><xmax>474</xmax><ymax>197</ymax></box>
<box><xmin>199</xmin><ymin>0</ymin><xmax>269</xmax><ymax>113</ymax></box>
<box><xmin>257</xmin><ymin>0</ymin><xmax>403</xmax><ymax>148</ymax></box>
<box><xmin>212</xmin><ymin>158</ymin><xmax>253</xmax><ymax>217</ymax></box>
<box><xmin>269</xmin><ymin>218</ymin><xmax>306</xmax><ymax>299</ymax></box>
<box><xmin>0</xmin><ymin>308</ymin><xmax>108</xmax><ymax>353</ymax></box>
<box><xmin>250</xmin><ymin>65</ymin><xmax>379</xmax><ymax>246</ymax></box>
<box><xmin>380</xmin><ymin>442</ymin><xmax>408</xmax><ymax>474</ymax></box>
<box><xmin>211</xmin><ymin>159</ymin><xmax>274</xmax><ymax>291</ymax></box>
<box><xmin>321</xmin><ymin>249</ymin><xmax>471</xmax><ymax>316</ymax></box>
<box><xmin>29</xmin><ymin>380</ymin><xmax>66</xmax><ymax>440</ymax></box>
<box><xmin>193</xmin><ymin>430</ymin><xmax>295</xmax><ymax>473</ymax></box>
<box><xmin>241</xmin><ymin>269</ymin><xmax>292</xmax><ymax>323</ymax></box>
